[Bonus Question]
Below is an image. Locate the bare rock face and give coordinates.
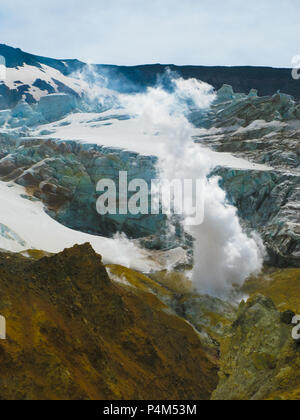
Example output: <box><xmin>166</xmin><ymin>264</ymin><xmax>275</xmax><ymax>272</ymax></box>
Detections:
<box><xmin>0</xmin><ymin>244</ymin><xmax>218</xmax><ymax>400</ymax></box>
<box><xmin>212</xmin><ymin>294</ymin><xmax>300</xmax><ymax>400</ymax></box>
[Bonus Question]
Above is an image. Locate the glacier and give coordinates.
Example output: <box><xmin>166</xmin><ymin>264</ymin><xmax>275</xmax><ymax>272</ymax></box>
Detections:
<box><xmin>0</xmin><ymin>47</ymin><xmax>298</xmax><ymax>296</ymax></box>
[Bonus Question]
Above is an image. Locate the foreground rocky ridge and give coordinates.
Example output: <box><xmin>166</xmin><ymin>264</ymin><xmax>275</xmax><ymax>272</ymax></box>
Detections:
<box><xmin>0</xmin><ymin>244</ymin><xmax>218</xmax><ymax>400</ymax></box>
<box><xmin>0</xmin><ymin>244</ymin><xmax>299</xmax><ymax>400</ymax></box>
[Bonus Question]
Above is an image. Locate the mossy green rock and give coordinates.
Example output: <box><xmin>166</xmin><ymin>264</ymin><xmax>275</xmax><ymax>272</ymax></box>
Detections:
<box><xmin>0</xmin><ymin>244</ymin><xmax>218</xmax><ymax>400</ymax></box>
<box><xmin>212</xmin><ymin>294</ymin><xmax>300</xmax><ymax>400</ymax></box>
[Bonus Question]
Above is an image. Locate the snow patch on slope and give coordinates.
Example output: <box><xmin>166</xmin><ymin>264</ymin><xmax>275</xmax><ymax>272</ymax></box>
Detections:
<box><xmin>4</xmin><ymin>63</ymin><xmax>84</xmax><ymax>101</ymax></box>
<box><xmin>0</xmin><ymin>181</ymin><xmax>184</xmax><ymax>272</ymax></box>
<box><xmin>31</xmin><ymin>111</ymin><xmax>273</xmax><ymax>171</ymax></box>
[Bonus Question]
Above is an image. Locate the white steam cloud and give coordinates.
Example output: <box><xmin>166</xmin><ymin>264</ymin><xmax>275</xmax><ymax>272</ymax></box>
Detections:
<box><xmin>74</xmin><ymin>67</ymin><xmax>264</xmax><ymax>297</ymax></box>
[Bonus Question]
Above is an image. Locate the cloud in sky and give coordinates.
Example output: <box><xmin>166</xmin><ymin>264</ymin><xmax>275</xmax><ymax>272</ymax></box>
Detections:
<box><xmin>0</xmin><ymin>0</ymin><xmax>299</xmax><ymax>66</ymax></box>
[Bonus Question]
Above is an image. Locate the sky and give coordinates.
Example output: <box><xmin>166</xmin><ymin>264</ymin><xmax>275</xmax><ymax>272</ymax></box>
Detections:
<box><xmin>0</xmin><ymin>0</ymin><xmax>299</xmax><ymax>67</ymax></box>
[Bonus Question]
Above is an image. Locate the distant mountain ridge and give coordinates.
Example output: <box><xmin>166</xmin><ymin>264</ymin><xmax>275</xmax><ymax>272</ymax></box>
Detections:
<box><xmin>0</xmin><ymin>44</ymin><xmax>300</xmax><ymax>108</ymax></box>
<box><xmin>0</xmin><ymin>44</ymin><xmax>83</xmax><ymax>74</ymax></box>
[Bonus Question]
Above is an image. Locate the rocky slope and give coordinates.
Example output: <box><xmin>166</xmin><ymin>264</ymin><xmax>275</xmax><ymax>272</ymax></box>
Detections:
<box><xmin>0</xmin><ymin>243</ymin><xmax>299</xmax><ymax>400</ymax></box>
<box><xmin>0</xmin><ymin>243</ymin><xmax>218</xmax><ymax>400</ymax></box>
<box><xmin>212</xmin><ymin>268</ymin><xmax>300</xmax><ymax>400</ymax></box>
<box><xmin>212</xmin><ymin>294</ymin><xmax>300</xmax><ymax>400</ymax></box>
<box><xmin>108</xmin><ymin>265</ymin><xmax>237</xmax><ymax>358</ymax></box>
<box><xmin>105</xmin><ymin>263</ymin><xmax>300</xmax><ymax>400</ymax></box>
